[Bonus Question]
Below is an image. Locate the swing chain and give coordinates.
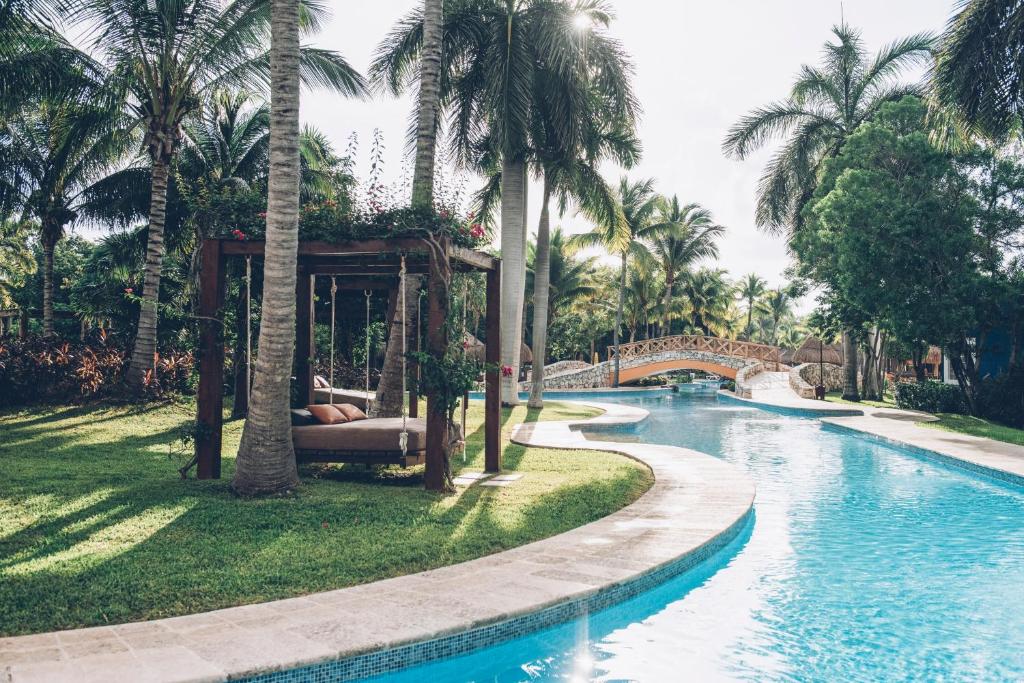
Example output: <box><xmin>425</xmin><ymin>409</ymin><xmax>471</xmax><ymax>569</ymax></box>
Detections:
<box><xmin>364</xmin><ymin>289</ymin><xmax>372</xmax><ymax>413</ymax></box>
<box><xmin>329</xmin><ymin>276</ymin><xmax>337</xmax><ymax>404</ymax></box>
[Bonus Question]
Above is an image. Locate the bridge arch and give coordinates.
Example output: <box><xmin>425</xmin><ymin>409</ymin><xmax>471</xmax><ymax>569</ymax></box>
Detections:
<box><xmin>618</xmin><ymin>357</ymin><xmax>741</xmax><ymax>383</ymax></box>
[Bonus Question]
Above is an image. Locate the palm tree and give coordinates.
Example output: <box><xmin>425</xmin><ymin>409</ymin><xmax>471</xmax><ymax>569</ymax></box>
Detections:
<box><xmin>760</xmin><ymin>287</ymin><xmax>794</xmax><ymax>345</ymax></box>
<box><xmin>622</xmin><ymin>266</ymin><xmax>660</xmax><ymax>342</ymax></box>
<box><xmin>0</xmin><ymin>99</ymin><xmax>133</xmax><ymax>337</ymax></box>
<box><xmin>231</xmin><ymin>0</ymin><xmax>304</xmax><ymax>497</ymax></box>
<box><xmin>573</xmin><ymin>176</ymin><xmax>664</xmax><ymax>386</ymax></box>
<box><xmin>0</xmin><ymin>221</ymin><xmax>35</xmax><ymax>309</ymax></box>
<box><xmin>650</xmin><ymin>196</ymin><xmax>723</xmax><ymax>337</ymax></box>
<box><xmin>934</xmin><ymin>0</ymin><xmax>1024</xmax><ymax>139</ymax></box>
<box><xmin>737</xmin><ymin>273</ymin><xmax>767</xmax><ymax>340</ymax></box>
<box><xmin>527</xmin><ymin>227</ymin><xmax>597</xmax><ymax>328</ymax></box>
<box><xmin>373</xmin><ymin>0</ymin><xmax>637</xmax><ymax>405</ymax></box>
<box><xmin>723</xmin><ymin>23</ymin><xmax>931</xmax><ymax>401</ymax></box>
<box><xmin>679</xmin><ymin>268</ymin><xmax>733</xmax><ymax>336</ymax></box>
<box><xmin>63</xmin><ymin>0</ymin><xmax>366</xmax><ymax>392</ymax></box>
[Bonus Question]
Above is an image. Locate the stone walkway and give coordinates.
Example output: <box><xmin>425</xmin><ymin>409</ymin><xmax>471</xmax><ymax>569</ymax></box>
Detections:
<box><xmin>0</xmin><ymin>403</ymin><xmax>755</xmax><ymax>683</ymax></box>
<box><xmin>731</xmin><ymin>377</ymin><xmax>1024</xmax><ymax>482</ymax></box>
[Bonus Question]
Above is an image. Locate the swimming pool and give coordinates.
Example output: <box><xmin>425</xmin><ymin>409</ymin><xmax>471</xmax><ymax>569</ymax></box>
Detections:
<box><xmin>367</xmin><ymin>391</ymin><xmax>1024</xmax><ymax>682</ymax></box>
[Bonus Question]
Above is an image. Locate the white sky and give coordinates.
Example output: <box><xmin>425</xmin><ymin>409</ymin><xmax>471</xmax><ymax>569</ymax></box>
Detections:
<box><xmin>305</xmin><ymin>1</ymin><xmax>955</xmax><ymax>309</ymax></box>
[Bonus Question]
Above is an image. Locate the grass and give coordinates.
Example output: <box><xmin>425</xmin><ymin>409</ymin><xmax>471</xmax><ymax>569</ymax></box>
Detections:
<box><xmin>0</xmin><ymin>398</ymin><xmax>651</xmax><ymax>636</ymax></box>
<box><xmin>824</xmin><ymin>391</ymin><xmax>896</xmax><ymax>409</ymax></box>
<box><xmin>920</xmin><ymin>413</ymin><xmax>1024</xmax><ymax>447</ymax></box>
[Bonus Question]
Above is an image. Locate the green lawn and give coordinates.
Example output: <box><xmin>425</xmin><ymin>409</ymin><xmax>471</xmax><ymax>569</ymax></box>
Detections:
<box><xmin>824</xmin><ymin>391</ymin><xmax>896</xmax><ymax>409</ymax></box>
<box><xmin>920</xmin><ymin>413</ymin><xmax>1024</xmax><ymax>447</ymax></box>
<box><xmin>0</xmin><ymin>398</ymin><xmax>651</xmax><ymax>636</ymax></box>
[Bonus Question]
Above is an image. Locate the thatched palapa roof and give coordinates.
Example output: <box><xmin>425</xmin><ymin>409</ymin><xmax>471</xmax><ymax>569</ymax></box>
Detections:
<box><xmin>790</xmin><ymin>335</ymin><xmax>844</xmax><ymax>365</ymax></box>
<box><xmin>463</xmin><ymin>334</ymin><xmax>533</xmax><ymax>364</ymax></box>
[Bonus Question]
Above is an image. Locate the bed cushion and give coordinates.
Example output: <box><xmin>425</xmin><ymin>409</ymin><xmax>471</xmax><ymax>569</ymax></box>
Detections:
<box><xmin>307</xmin><ymin>404</ymin><xmax>348</xmax><ymax>425</ymax></box>
<box><xmin>313</xmin><ymin>375</ymin><xmax>330</xmax><ymax>389</ymax></box>
<box><xmin>292</xmin><ymin>417</ymin><xmax>427</xmax><ymax>453</ymax></box>
<box><xmin>290</xmin><ymin>408</ymin><xmax>315</xmax><ymax>426</ymax></box>
<box><xmin>336</xmin><ymin>403</ymin><xmax>367</xmax><ymax>422</ymax></box>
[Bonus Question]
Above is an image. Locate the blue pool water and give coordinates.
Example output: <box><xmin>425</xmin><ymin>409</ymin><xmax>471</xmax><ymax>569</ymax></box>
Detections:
<box><xmin>370</xmin><ymin>392</ymin><xmax>1024</xmax><ymax>682</ymax></box>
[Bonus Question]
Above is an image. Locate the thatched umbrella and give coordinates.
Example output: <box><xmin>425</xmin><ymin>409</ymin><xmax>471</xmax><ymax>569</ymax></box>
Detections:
<box><xmin>791</xmin><ymin>335</ymin><xmax>844</xmax><ymax>365</ymax></box>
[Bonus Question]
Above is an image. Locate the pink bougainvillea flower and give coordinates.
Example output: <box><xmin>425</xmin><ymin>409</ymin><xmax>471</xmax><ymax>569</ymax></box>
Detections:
<box><xmin>124</xmin><ymin>287</ymin><xmax>133</xmax><ymax>295</ymax></box>
<box><xmin>501</xmin><ymin>365</ymin><xmax>513</xmax><ymax>377</ymax></box>
<box><xmin>470</xmin><ymin>224</ymin><xmax>485</xmax><ymax>238</ymax></box>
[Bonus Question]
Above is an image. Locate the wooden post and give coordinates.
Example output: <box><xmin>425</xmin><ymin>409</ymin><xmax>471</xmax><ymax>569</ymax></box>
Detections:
<box><xmin>196</xmin><ymin>239</ymin><xmax>226</xmax><ymax>479</ymax></box>
<box><xmin>19</xmin><ymin>310</ymin><xmax>27</xmax><ymax>339</ymax></box>
<box><xmin>485</xmin><ymin>265</ymin><xmax>501</xmax><ymax>473</ymax></box>
<box><xmin>424</xmin><ymin>250</ymin><xmax>449</xmax><ymax>491</ymax></box>
<box><xmin>294</xmin><ymin>270</ymin><xmax>314</xmax><ymax>408</ymax></box>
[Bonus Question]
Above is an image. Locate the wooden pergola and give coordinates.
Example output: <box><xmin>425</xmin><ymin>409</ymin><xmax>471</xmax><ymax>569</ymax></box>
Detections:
<box><xmin>194</xmin><ymin>236</ymin><xmax>502</xmax><ymax>490</ymax></box>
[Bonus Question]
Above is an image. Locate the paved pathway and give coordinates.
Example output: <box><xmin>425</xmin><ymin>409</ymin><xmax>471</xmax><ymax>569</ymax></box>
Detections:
<box><xmin>733</xmin><ymin>376</ymin><xmax>1024</xmax><ymax>481</ymax></box>
<box><xmin>0</xmin><ymin>403</ymin><xmax>754</xmax><ymax>683</ymax></box>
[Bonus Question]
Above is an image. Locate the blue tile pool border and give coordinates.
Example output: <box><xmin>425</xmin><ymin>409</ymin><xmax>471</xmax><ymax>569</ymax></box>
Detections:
<box><xmin>241</xmin><ymin>509</ymin><xmax>755</xmax><ymax>683</ymax></box>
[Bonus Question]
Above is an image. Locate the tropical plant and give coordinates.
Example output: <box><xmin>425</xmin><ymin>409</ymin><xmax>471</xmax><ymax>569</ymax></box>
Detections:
<box><xmin>678</xmin><ymin>268</ymin><xmax>734</xmax><ymax>337</ymax></box>
<box><xmin>527</xmin><ymin>227</ymin><xmax>597</xmax><ymax>332</ymax></box>
<box><xmin>573</xmin><ymin>176</ymin><xmax>664</xmax><ymax>386</ymax></box>
<box><xmin>60</xmin><ymin>0</ymin><xmax>366</xmax><ymax>392</ymax></box>
<box><xmin>737</xmin><ymin>273</ymin><xmax>767</xmax><ymax>340</ymax></box>
<box><xmin>723</xmin><ymin>22</ymin><xmax>932</xmax><ymax>400</ymax></box>
<box><xmin>373</xmin><ymin>0</ymin><xmax>637</xmax><ymax>405</ymax></box>
<box><xmin>650</xmin><ymin>196</ymin><xmax>723</xmax><ymax>337</ymax></box>
<box><xmin>0</xmin><ymin>221</ymin><xmax>35</xmax><ymax>308</ymax></box>
<box><xmin>0</xmin><ymin>94</ymin><xmax>134</xmax><ymax>336</ymax></box>
<box><xmin>759</xmin><ymin>287</ymin><xmax>795</xmax><ymax>346</ymax></box>
<box><xmin>934</xmin><ymin>0</ymin><xmax>1024</xmax><ymax>139</ymax></box>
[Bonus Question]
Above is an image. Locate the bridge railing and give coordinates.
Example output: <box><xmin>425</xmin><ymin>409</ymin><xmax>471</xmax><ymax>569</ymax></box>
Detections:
<box><xmin>607</xmin><ymin>335</ymin><xmax>782</xmax><ymax>367</ymax></box>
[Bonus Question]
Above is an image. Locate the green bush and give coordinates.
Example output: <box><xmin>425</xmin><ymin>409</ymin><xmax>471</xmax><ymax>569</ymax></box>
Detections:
<box><xmin>977</xmin><ymin>367</ymin><xmax>1024</xmax><ymax>429</ymax></box>
<box><xmin>894</xmin><ymin>380</ymin><xmax>967</xmax><ymax>414</ymax></box>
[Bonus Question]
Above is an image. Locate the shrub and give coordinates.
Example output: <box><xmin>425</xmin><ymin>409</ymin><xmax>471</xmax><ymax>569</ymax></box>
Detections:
<box><xmin>894</xmin><ymin>380</ymin><xmax>967</xmax><ymax>414</ymax></box>
<box><xmin>0</xmin><ymin>336</ymin><xmax>194</xmax><ymax>408</ymax></box>
<box><xmin>976</xmin><ymin>367</ymin><xmax>1024</xmax><ymax>429</ymax></box>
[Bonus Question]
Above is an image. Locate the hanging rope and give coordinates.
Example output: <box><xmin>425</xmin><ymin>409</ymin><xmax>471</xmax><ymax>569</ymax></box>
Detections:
<box><xmin>329</xmin><ymin>276</ymin><xmax>337</xmax><ymax>405</ymax></box>
<box><xmin>399</xmin><ymin>255</ymin><xmax>409</xmax><ymax>456</ymax></box>
<box><xmin>460</xmin><ymin>277</ymin><xmax>469</xmax><ymax>461</ymax></box>
<box><xmin>364</xmin><ymin>289</ymin><xmax>372</xmax><ymax>413</ymax></box>
<box><xmin>245</xmin><ymin>255</ymin><xmax>252</xmax><ymax>401</ymax></box>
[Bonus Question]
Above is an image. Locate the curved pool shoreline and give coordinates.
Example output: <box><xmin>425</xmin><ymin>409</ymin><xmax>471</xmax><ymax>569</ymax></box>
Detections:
<box><xmin>0</xmin><ymin>401</ymin><xmax>756</xmax><ymax>683</ymax></box>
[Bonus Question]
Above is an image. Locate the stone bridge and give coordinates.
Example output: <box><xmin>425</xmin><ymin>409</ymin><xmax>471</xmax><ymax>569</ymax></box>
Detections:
<box><xmin>524</xmin><ymin>335</ymin><xmax>783</xmax><ymax>390</ymax></box>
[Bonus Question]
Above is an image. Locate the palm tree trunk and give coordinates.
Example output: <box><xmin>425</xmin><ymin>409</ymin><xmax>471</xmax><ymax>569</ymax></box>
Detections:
<box><xmin>126</xmin><ymin>157</ymin><xmax>170</xmax><ymax>391</ymax></box>
<box><xmin>500</xmin><ymin>156</ymin><xmax>527</xmax><ymax>405</ymax></box>
<box><xmin>374</xmin><ymin>275</ymin><xmax>419</xmax><ymax>417</ymax></box>
<box><xmin>841</xmin><ymin>329</ymin><xmax>860</xmax><ymax>402</ymax></box>
<box><xmin>613</xmin><ymin>251</ymin><xmax>626</xmax><ymax>387</ymax></box>
<box><xmin>232</xmin><ymin>0</ymin><xmax>301</xmax><ymax>496</ymax></box>
<box><xmin>41</xmin><ymin>229</ymin><xmax>57</xmax><ymax>338</ymax></box>
<box><xmin>661</xmin><ymin>276</ymin><xmax>673</xmax><ymax>337</ymax></box>
<box><xmin>410</xmin><ymin>0</ymin><xmax>442</xmax><ymax>209</ymax></box>
<box><xmin>745</xmin><ymin>299</ymin><xmax>754</xmax><ymax>340</ymax></box>
<box><xmin>528</xmin><ymin>178</ymin><xmax>552</xmax><ymax>409</ymax></box>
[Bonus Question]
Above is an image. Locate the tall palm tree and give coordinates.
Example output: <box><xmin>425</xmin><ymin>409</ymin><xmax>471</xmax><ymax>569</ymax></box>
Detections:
<box><xmin>64</xmin><ymin>0</ymin><xmax>366</xmax><ymax>392</ymax></box>
<box><xmin>573</xmin><ymin>176</ymin><xmax>663</xmax><ymax>386</ymax></box>
<box><xmin>231</xmin><ymin>0</ymin><xmax>304</xmax><ymax>496</ymax></box>
<box><xmin>679</xmin><ymin>268</ymin><xmax>733</xmax><ymax>337</ymax></box>
<box><xmin>373</xmin><ymin>0</ymin><xmax>637</xmax><ymax>404</ymax></box>
<box><xmin>934</xmin><ymin>0</ymin><xmax>1024</xmax><ymax>139</ymax></box>
<box><xmin>737</xmin><ymin>273</ymin><xmax>767</xmax><ymax>340</ymax></box>
<box><xmin>650</xmin><ymin>196</ymin><xmax>723</xmax><ymax>337</ymax></box>
<box><xmin>527</xmin><ymin>227</ymin><xmax>597</xmax><ymax>328</ymax></box>
<box><xmin>0</xmin><ymin>99</ymin><xmax>133</xmax><ymax>337</ymax></box>
<box><xmin>622</xmin><ymin>266</ymin><xmax>660</xmax><ymax>342</ymax></box>
<box><xmin>723</xmin><ymin>23</ymin><xmax>932</xmax><ymax>401</ymax></box>
<box><xmin>760</xmin><ymin>287</ymin><xmax>794</xmax><ymax>346</ymax></box>
<box><xmin>0</xmin><ymin>221</ymin><xmax>35</xmax><ymax>309</ymax></box>
<box><xmin>371</xmin><ymin>0</ymin><xmax>443</xmax><ymax>420</ymax></box>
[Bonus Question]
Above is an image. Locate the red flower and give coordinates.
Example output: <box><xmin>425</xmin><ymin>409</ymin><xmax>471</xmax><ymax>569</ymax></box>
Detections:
<box><xmin>124</xmin><ymin>287</ymin><xmax>134</xmax><ymax>295</ymax></box>
<box><xmin>439</xmin><ymin>209</ymin><xmax>450</xmax><ymax>219</ymax></box>
<box><xmin>501</xmin><ymin>365</ymin><xmax>513</xmax><ymax>377</ymax></box>
<box><xmin>462</xmin><ymin>340</ymin><xmax>470</xmax><ymax>349</ymax></box>
<box><xmin>232</xmin><ymin>229</ymin><xmax>247</xmax><ymax>241</ymax></box>
<box><xmin>257</xmin><ymin>212</ymin><xmax>267</xmax><ymax>219</ymax></box>
<box><xmin>470</xmin><ymin>224</ymin><xmax>485</xmax><ymax>238</ymax></box>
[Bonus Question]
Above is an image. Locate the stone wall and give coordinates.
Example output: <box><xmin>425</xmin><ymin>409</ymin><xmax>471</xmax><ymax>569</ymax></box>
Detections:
<box><xmin>734</xmin><ymin>362</ymin><xmax>765</xmax><ymax>399</ymax></box>
<box><xmin>789</xmin><ymin>362</ymin><xmax>844</xmax><ymax>398</ymax></box>
<box><xmin>541</xmin><ymin>360</ymin><xmax>592</xmax><ymax>377</ymax></box>
<box><xmin>522</xmin><ymin>350</ymin><xmax>752</xmax><ymax>391</ymax></box>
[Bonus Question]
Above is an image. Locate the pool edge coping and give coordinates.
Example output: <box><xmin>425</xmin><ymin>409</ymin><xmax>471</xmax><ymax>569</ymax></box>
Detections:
<box><xmin>1</xmin><ymin>401</ymin><xmax>756</xmax><ymax>683</ymax></box>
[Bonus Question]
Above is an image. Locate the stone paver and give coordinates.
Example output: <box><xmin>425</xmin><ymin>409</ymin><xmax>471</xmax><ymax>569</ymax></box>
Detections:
<box><xmin>0</xmin><ymin>402</ymin><xmax>755</xmax><ymax>683</ymax></box>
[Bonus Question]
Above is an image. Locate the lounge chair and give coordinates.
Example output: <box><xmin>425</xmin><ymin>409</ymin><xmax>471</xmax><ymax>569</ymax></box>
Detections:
<box><xmin>292</xmin><ymin>416</ymin><xmax>427</xmax><ymax>467</ymax></box>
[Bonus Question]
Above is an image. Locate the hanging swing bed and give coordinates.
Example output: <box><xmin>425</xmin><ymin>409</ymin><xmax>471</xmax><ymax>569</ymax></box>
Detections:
<box><xmin>194</xmin><ymin>236</ymin><xmax>502</xmax><ymax>493</ymax></box>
